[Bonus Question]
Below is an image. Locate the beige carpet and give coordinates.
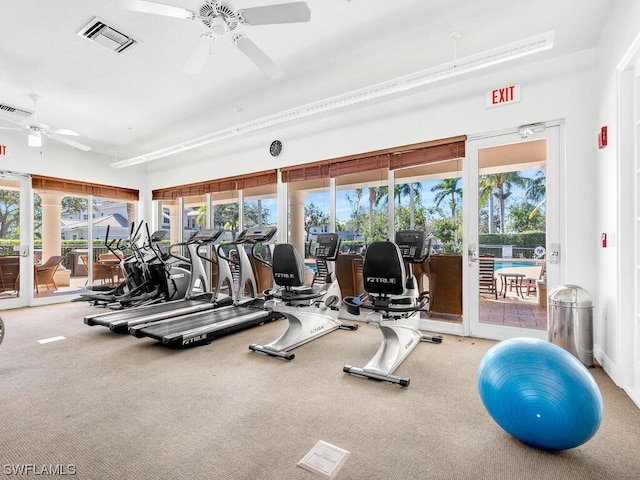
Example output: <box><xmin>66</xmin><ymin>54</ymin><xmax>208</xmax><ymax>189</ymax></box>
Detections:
<box><xmin>0</xmin><ymin>302</ymin><xmax>639</xmax><ymax>479</ymax></box>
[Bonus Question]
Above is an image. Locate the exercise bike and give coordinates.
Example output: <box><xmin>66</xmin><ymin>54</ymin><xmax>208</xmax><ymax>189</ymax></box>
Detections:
<box><xmin>249</xmin><ymin>233</ymin><xmax>358</xmax><ymax>360</ymax></box>
<box><xmin>342</xmin><ymin>230</ymin><xmax>442</xmax><ymax>387</ymax></box>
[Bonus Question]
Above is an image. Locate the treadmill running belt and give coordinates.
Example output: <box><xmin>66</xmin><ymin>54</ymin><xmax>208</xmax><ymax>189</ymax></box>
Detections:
<box><xmin>130</xmin><ymin>305</ymin><xmax>279</xmax><ymax>348</ymax></box>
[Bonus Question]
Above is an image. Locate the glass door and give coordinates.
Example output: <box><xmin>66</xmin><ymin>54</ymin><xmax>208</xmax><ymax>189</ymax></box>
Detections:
<box><xmin>0</xmin><ymin>171</ymin><xmax>31</xmax><ymax>309</ymax></box>
<box><xmin>466</xmin><ymin>124</ymin><xmax>561</xmax><ymax>341</ymax></box>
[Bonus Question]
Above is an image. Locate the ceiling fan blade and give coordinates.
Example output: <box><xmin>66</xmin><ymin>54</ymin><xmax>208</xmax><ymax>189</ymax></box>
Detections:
<box><xmin>239</xmin><ymin>2</ymin><xmax>311</xmax><ymax>25</ymax></box>
<box><xmin>233</xmin><ymin>34</ymin><xmax>283</xmax><ymax>79</ymax></box>
<box><xmin>44</xmin><ymin>132</ymin><xmax>91</xmax><ymax>152</ymax></box>
<box><xmin>0</xmin><ymin>126</ymin><xmax>22</xmax><ymax>131</ymax></box>
<box><xmin>120</xmin><ymin>0</ymin><xmax>196</xmax><ymax>20</ymax></box>
<box><xmin>47</xmin><ymin>128</ymin><xmax>79</xmax><ymax>136</ymax></box>
<box><xmin>183</xmin><ymin>33</ymin><xmax>216</xmax><ymax>74</ymax></box>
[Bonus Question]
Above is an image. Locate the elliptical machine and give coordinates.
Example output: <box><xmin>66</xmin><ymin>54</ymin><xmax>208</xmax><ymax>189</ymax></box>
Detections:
<box><xmin>342</xmin><ymin>230</ymin><xmax>443</xmax><ymax>387</ymax></box>
<box><xmin>73</xmin><ymin>222</ymin><xmax>159</xmax><ymax>307</ymax></box>
<box><xmin>249</xmin><ymin>233</ymin><xmax>358</xmax><ymax>360</ymax></box>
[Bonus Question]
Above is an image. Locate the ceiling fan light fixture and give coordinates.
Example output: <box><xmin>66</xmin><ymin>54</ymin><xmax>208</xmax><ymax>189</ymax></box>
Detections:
<box><xmin>209</xmin><ymin>15</ymin><xmax>228</xmax><ymax>35</ymax></box>
<box><xmin>28</xmin><ymin>130</ymin><xmax>41</xmax><ymax>147</ymax></box>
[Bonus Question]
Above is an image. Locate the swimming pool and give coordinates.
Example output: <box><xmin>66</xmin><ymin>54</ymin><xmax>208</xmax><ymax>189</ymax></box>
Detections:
<box><xmin>494</xmin><ymin>261</ymin><xmax>538</xmax><ymax>270</ymax></box>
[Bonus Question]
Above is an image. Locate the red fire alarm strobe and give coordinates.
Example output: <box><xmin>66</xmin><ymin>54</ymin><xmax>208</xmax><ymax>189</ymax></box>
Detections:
<box><xmin>598</xmin><ymin>126</ymin><xmax>608</xmax><ymax>149</ymax></box>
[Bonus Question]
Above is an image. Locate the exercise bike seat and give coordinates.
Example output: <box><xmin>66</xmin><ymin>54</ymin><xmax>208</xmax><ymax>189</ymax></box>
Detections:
<box><xmin>344</xmin><ymin>241</ymin><xmax>419</xmax><ymax>315</ymax></box>
<box><xmin>269</xmin><ymin>243</ymin><xmax>325</xmax><ymax>302</ymax></box>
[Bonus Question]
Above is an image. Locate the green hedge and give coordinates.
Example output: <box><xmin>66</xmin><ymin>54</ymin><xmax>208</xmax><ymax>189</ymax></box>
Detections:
<box><xmin>479</xmin><ymin>232</ymin><xmax>545</xmax><ymax>247</ymax></box>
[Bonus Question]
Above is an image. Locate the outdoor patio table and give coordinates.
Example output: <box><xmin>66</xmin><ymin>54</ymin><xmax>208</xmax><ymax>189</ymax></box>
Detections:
<box><xmin>497</xmin><ymin>272</ymin><xmax>525</xmax><ymax>299</ymax></box>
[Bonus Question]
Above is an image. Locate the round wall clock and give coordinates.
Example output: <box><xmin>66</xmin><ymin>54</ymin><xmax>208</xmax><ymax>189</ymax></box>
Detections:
<box><xmin>269</xmin><ymin>140</ymin><xmax>283</xmax><ymax>157</ymax></box>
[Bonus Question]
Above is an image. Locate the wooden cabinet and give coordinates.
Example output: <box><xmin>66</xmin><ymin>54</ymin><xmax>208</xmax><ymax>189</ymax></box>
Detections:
<box><xmin>426</xmin><ymin>254</ymin><xmax>463</xmax><ymax>317</ymax></box>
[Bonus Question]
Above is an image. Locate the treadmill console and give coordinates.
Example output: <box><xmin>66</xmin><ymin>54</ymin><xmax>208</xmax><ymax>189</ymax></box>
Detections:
<box><xmin>192</xmin><ymin>228</ymin><xmax>224</xmax><ymax>244</ymax></box>
<box><xmin>234</xmin><ymin>226</ymin><xmax>278</xmax><ymax>244</ymax></box>
<box><xmin>315</xmin><ymin>233</ymin><xmax>340</xmax><ymax>261</ymax></box>
<box><xmin>150</xmin><ymin>230</ymin><xmax>168</xmax><ymax>243</ymax></box>
<box><xmin>395</xmin><ymin>230</ymin><xmax>426</xmax><ymax>262</ymax></box>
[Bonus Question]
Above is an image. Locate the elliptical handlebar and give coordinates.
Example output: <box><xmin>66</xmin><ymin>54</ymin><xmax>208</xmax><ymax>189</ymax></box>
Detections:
<box><xmin>103</xmin><ymin>225</ymin><xmax>126</xmax><ymax>262</ymax></box>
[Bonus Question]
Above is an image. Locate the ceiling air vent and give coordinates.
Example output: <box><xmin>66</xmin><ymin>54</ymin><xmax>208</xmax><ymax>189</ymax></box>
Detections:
<box><xmin>77</xmin><ymin>17</ymin><xmax>138</xmax><ymax>54</ymax></box>
<box><xmin>0</xmin><ymin>103</ymin><xmax>32</xmax><ymax>118</ymax></box>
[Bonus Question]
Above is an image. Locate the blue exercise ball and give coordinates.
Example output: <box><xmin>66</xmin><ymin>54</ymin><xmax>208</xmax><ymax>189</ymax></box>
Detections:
<box><xmin>477</xmin><ymin>337</ymin><xmax>603</xmax><ymax>450</ymax></box>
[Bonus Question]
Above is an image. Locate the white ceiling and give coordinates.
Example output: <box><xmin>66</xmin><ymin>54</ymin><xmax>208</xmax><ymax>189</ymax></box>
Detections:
<box><xmin>0</xmin><ymin>0</ymin><xmax>613</xmax><ymax>165</ymax></box>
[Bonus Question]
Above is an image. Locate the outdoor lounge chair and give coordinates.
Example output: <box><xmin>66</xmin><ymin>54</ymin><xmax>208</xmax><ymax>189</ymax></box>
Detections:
<box><xmin>479</xmin><ymin>255</ymin><xmax>498</xmax><ymax>299</ymax></box>
<box><xmin>523</xmin><ymin>262</ymin><xmax>547</xmax><ymax>296</ymax></box>
<box><xmin>34</xmin><ymin>255</ymin><xmax>64</xmax><ymax>293</ymax></box>
<box><xmin>79</xmin><ymin>254</ymin><xmax>116</xmax><ymax>286</ymax></box>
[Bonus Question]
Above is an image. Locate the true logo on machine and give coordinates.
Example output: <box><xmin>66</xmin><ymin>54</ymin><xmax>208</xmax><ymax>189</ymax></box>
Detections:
<box><xmin>366</xmin><ymin>277</ymin><xmax>397</xmax><ymax>284</ymax></box>
<box><xmin>183</xmin><ymin>334</ymin><xmax>206</xmax><ymax>345</ymax></box>
<box><xmin>274</xmin><ymin>272</ymin><xmax>295</xmax><ymax>278</ymax></box>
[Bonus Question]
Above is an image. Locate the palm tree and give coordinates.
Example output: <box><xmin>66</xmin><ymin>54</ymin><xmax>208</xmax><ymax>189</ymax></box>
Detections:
<box><xmin>479</xmin><ymin>172</ymin><xmax>527</xmax><ymax>232</ymax></box>
<box><xmin>406</xmin><ymin>182</ymin><xmax>422</xmax><ymax>228</ymax></box>
<box><xmin>367</xmin><ymin>187</ymin><xmax>382</xmax><ymax>241</ymax></box>
<box><xmin>525</xmin><ymin>171</ymin><xmax>546</xmax><ymax>202</ymax></box>
<box><xmin>374</xmin><ymin>183</ymin><xmax>422</xmax><ymax>229</ymax></box>
<box><xmin>479</xmin><ymin>176</ymin><xmax>496</xmax><ymax>232</ymax></box>
<box><xmin>196</xmin><ymin>204</ymin><xmax>207</xmax><ymax>227</ymax></box>
<box><xmin>432</xmin><ymin>178</ymin><xmax>462</xmax><ymax>219</ymax></box>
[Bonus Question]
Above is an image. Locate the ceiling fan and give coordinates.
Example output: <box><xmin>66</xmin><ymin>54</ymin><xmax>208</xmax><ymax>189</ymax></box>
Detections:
<box><xmin>121</xmin><ymin>0</ymin><xmax>311</xmax><ymax>78</ymax></box>
<box><xmin>0</xmin><ymin>94</ymin><xmax>91</xmax><ymax>152</ymax></box>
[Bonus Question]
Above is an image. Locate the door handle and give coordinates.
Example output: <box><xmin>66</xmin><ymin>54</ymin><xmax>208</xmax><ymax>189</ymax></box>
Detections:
<box><xmin>468</xmin><ymin>244</ymin><xmax>478</xmax><ymax>262</ymax></box>
<box><xmin>548</xmin><ymin>243</ymin><xmax>560</xmax><ymax>264</ymax></box>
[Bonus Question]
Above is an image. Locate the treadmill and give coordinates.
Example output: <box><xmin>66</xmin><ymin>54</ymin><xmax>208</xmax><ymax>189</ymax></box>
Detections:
<box><xmin>85</xmin><ymin>228</ymin><xmax>233</xmax><ymax>333</ymax></box>
<box><xmin>129</xmin><ymin>226</ymin><xmax>282</xmax><ymax>348</ymax></box>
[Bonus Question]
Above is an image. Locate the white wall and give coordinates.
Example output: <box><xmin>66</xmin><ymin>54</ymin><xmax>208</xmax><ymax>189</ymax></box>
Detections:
<box><xmin>595</xmin><ymin>0</ymin><xmax>640</xmax><ymax>393</ymax></box>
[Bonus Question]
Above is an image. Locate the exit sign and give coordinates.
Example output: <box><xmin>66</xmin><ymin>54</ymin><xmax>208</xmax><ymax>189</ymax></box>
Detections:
<box><xmin>486</xmin><ymin>84</ymin><xmax>521</xmax><ymax>108</ymax></box>
<box><xmin>0</xmin><ymin>145</ymin><xmax>6</xmax><ymax>155</ymax></box>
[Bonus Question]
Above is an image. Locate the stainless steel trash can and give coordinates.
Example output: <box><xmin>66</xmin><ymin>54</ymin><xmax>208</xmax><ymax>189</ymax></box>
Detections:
<box><xmin>548</xmin><ymin>284</ymin><xmax>594</xmax><ymax>367</ymax></box>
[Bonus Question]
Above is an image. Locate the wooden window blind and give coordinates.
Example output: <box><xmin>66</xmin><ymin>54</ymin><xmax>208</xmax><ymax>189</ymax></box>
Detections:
<box><xmin>280</xmin><ymin>135</ymin><xmax>466</xmax><ymax>182</ymax></box>
<box><xmin>280</xmin><ymin>162</ymin><xmax>330</xmax><ymax>183</ymax></box>
<box><xmin>388</xmin><ymin>136</ymin><xmax>466</xmax><ymax>170</ymax></box>
<box><xmin>31</xmin><ymin>175</ymin><xmax>139</xmax><ymax>201</ymax></box>
<box><xmin>151</xmin><ymin>169</ymin><xmax>277</xmax><ymax>201</ymax></box>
